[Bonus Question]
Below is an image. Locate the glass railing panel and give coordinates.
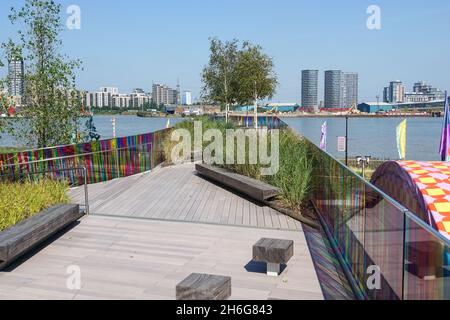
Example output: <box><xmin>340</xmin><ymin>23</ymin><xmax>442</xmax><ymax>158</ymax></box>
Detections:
<box><xmin>307</xmin><ymin>138</ymin><xmax>406</xmax><ymax>299</ymax></box>
<box><xmin>404</xmin><ymin>211</ymin><xmax>450</xmax><ymax>300</ymax></box>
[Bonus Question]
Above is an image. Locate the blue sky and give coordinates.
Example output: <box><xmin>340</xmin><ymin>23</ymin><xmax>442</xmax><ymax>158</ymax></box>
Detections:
<box><xmin>0</xmin><ymin>0</ymin><xmax>449</xmax><ymax>102</ymax></box>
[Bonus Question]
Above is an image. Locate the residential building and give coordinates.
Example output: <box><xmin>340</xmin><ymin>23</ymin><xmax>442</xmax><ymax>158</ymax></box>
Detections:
<box><xmin>182</xmin><ymin>91</ymin><xmax>192</xmax><ymax>105</ymax></box>
<box><xmin>152</xmin><ymin>84</ymin><xmax>179</xmax><ymax>106</ymax></box>
<box><xmin>342</xmin><ymin>72</ymin><xmax>359</xmax><ymax>108</ymax></box>
<box><xmin>324</xmin><ymin>70</ymin><xmax>343</xmax><ymax>108</ymax></box>
<box><xmin>96</xmin><ymin>91</ymin><xmax>112</xmax><ymax>108</ymax></box>
<box><xmin>8</xmin><ymin>58</ymin><xmax>24</xmax><ymax>97</ymax></box>
<box><xmin>100</xmin><ymin>87</ymin><xmax>119</xmax><ymax>95</ymax></box>
<box><xmin>404</xmin><ymin>92</ymin><xmax>433</xmax><ymax>103</ymax></box>
<box><xmin>383</xmin><ymin>81</ymin><xmax>405</xmax><ymax>103</ymax></box>
<box><xmin>301</xmin><ymin>70</ymin><xmax>318</xmax><ymax>110</ymax></box>
<box><xmin>409</xmin><ymin>81</ymin><xmax>445</xmax><ymax>101</ymax></box>
<box><xmin>84</xmin><ymin>92</ymin><xmax>95</xmax><ymax>108</ymax></box>
<box><xmin>324</xmin><ymin>70</ymin><xmax>358</xmax><ymax>108</ymax></box>
<box><xmin>130</xmin><ymin>89</ymin><xmax>151</xmax><ymax>109</ymax></box>
<box><xmin>383</xmin><ymin>80</ymin><xmax>444</xmax><ymax>104</ymax></box>
<box><xmin>112</xmin><ymin>94</ymin><xmax>131</xmax><ymax>109</ymax></box>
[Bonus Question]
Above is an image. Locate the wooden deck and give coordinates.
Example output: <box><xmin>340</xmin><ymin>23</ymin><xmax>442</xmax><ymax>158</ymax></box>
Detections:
<box><xmin>69</xmin><ymin>163</ymin><xmax>302</xmax><ymax>231</ymax></box>
<box><xmin>0</xmin><ymin>163</ymin><xmax>329</xmax><ymax>300</ymax></box>
<box><xmin>0</xmin><ymin>215</ymin><xmax>323</xmax><ymax>300</ymax></box>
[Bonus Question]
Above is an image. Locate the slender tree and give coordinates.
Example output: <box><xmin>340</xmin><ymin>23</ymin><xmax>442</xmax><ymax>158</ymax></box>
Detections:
<box><xmin>235</xmin><ymin>42</ymin><xmax>278</xmax><ymax>128</ymax></box>
<box><xmin>201</xmin><ymin>38</ymin><xmax>277</xmax><ymax>126</ymax></box>
<box><xmin>201</xmin><ymin>38</ymin><xmax>239</xmax><ymax>122</ymax></box>
<box><xmin>1</xmin><ymin>0</ymin><xmax>82</xmax><ymax>148</ymax></box>
<box><xmin>0</xmin><ymin>60</ymin><xmax>6</xmax><ymax>135</ymax></box>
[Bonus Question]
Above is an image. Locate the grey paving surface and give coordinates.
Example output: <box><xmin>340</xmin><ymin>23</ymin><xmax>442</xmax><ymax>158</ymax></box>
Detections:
<box><xmin>0</xmin><ymin>215</ymin><xmax>323</xmax><ymax>300</ymax></box>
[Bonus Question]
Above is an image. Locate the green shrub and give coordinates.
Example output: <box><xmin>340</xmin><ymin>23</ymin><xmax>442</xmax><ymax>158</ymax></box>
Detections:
<box><xmin>266</xmin><ymin>130</ymin><xmax>312</xmax><ymax>211</ymax></box>
<box><xmin>164</xmin><ymin>118</ymin><xmax>313</xmax><ymax>212</ymax></box>
<box><xmin>163</xmin><ymin>116</ymin><xmax>235</xmax><ymax>164</ymax></box>
<box><xmin>0</xmin><ymin>147</ymin><xmax>20</xmax><ymax>154</ymax></box>
<box><xmin>0</xmin><ymin>180</ymin><xmax>69</xmax><ymax>232</ymax></box>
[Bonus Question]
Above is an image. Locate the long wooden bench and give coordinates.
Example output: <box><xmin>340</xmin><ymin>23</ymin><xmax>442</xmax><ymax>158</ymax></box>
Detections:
<box><xmin>195</xmin><ymin>164</ymin><xmax>279</xmax><ymax>202</ymax></box>
<box><xmin>0</xmin><ymin>204</ymin><xmax>83</xmax><ymax>270</ymax></box>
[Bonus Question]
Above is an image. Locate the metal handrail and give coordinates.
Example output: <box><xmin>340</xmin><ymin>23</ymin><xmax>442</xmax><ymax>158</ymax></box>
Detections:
<box><xmin>404</xmin><ymin>210</ymin><xmax>450</xmax><ymax>245</ymax></box>
<box><xmin>0</xmin><ymin>142</ymin><xmax>153</xmax><ymax>170</ymax></box>
<box><xmin>0</xmin><ymin>126</ymin><xmax>171</xmax><ymax>157</ymax></box>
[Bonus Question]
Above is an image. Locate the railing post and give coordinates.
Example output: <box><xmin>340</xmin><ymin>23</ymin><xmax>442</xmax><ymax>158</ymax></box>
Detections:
<box><xmin>116</xmin><ymin>147</ymin><xmax>120</xmax><ymax>178</ymax></box>
<box><xmin>83</xmin><ymin>166</ymin><xmax>90</xmax><ymax>215</ymax></box>
<box><xmin>401</xmin><ymin>211</ymin><xmax>407</xmax><ymax>300</ymax></box>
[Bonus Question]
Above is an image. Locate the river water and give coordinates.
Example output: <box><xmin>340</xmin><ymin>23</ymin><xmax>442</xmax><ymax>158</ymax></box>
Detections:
<box><xmin>0</xmin><ymin>115</ymin><xmax>444</xmax><ymax>161</ymax></box>
<box><xmin>283</xmin><ymin>117</ymin><xmax>443</xmax><ymax>161</ymax></box>
<box><xmin>0</xmin><ymin>115</ymin><xmax>184</xmax><ymax>148</ymax></box>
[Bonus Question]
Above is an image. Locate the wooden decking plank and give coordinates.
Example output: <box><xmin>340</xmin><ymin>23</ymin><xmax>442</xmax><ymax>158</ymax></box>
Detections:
<box><xmin>249</xmin><ymin>202</ymin><xmax>258</xmax><ymax>227</ymax></box>
<box><xmin>70</xmin><ymin>163</ymin><xmax>300</xmax><ymax>231</ymax></box>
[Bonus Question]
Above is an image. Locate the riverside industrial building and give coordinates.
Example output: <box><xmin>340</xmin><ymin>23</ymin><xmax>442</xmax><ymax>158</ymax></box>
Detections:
<box><xmin>357</xmin><ymin>99</ymin><xmax>447</xmax><ymax>114</ymax></box>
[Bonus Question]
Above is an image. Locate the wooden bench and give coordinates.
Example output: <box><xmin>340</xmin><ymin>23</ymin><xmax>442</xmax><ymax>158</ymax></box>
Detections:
<box><xmin>0</xmin><ymin>204</ymin><xmax>83</xmax><ymax>270</ymax></box>
<box><xmin>253</xmin><ymin>238</ymin><xmax>294</xmax><ymax>277</ymax></box>
<box><xmin>195</xmin><ymin>164</ymin><xmax>280</xmax><ymax>202</ymax></box>
<box><xmin>176</xmin><ymin>273</ymin><xmax>232</xmax><ymax>300</ymax></box>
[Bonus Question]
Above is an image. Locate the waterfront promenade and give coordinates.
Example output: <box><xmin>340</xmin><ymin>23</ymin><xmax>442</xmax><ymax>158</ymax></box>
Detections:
<box><xmin>0</xmin><ymin>163</ymin><xmax>352</xmax><ymax>300</ymax></box>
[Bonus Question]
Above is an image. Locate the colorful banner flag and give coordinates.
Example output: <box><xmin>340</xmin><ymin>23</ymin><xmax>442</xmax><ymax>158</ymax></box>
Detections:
<box><xmin>440</xmin><ymin>91</ymin><xmax>450</xmax><ymax>161</ymax></box>
<box><xmin>396</xmin><ymin>119</ymin><xmax>407</xmax><ymax>160</ymax></box>
<box><xmin>320</xmin><ymin>121</ymin><xmax>327</xmax><ymax>151</ymax></box>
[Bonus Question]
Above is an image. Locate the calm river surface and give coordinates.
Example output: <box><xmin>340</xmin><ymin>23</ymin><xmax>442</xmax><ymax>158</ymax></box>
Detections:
<box><xmin>0</xmin><ymin>115</ymin><xmax>184</xmax><ymax>148</ymax></box>
<box><xmin>0</xmin><ymin>115</ymin><xmax>444</xmax><ymax>161</ymax></box>
<box><xmin>283</xmin><ymin>117</ymin><xmax>443</xmax><ymax>161</ymax></box>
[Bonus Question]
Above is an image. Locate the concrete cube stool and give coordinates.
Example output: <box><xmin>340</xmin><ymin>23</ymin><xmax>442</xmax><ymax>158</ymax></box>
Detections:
<box><xmin>253</xmin><ymin>238</ymin><xmax>294</xmax><ymax>277</ymax></box>
<box><xmin>176</xmin><ymin>273</ymin><xmax>231</xmax><ymax>300</ymax></box>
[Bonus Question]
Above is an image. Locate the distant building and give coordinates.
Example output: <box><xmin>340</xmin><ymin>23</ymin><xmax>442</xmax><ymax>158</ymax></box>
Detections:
<box><xmin>301</xmin><ymin>70</ymin><xmax>318</xmax><ymax>111</ymax></box>
<box><xmin>383</xmin><ymin>80</ymin><xmax>443</xmax><ymax>104</ymax></box>
<box><xmin>404</xmin><ymin>92</ymin><xmax>432</xmax><ymax>103</ymax></box>
<box><xmin>182</xmin><ymin>91</ymin><xmax>192</xmax><ymax>105</ymax></box>
<box><xmin>8</xmin><ymin>58</ymin><xmax>24</xmax><ymax>97</ymax></box>
<box><xmin>96</xmin><ymin>91</ymin><xmax>112</xmax><ymax>108</ymax></box>
<box><xmin>100</xmin><ymin>87</ymin><xmax>119</xmax><ymax>95</ymax></box>
<box><xmin>182</xmin><ymin>105</ymin><xmax>203</xmax><ymax>116</ymax></box>
<box><xmin>112</xmin><ymin>94</ymin><xmax>131</xmax><ymax>108</ymax></box>
<box><xmin>84</xmin><ymin>92</ymin><xmax>95</xmax><ymax>108</ymax></box>
<box><xmin>264</xmin><ymin>103</ymin><xmax>299</xmax><ymax>113</ymax></box>
<box><xmin>342</xmin><ymin>72</ymin><xmax>359</xmax><ymax>108</ymax></box>
<box><xmin>324</xmin><ymin>70</ymin><xmax>358</xmax><ymax>108</ymax></box>
<box><xmin>406</xmin><ymin>81</ymin><xmax>445</xmax><ymax>102</ymax></box>
<box><xmin>358</xmin><ymin>102</ymin><xmax>396</xmax><ymax>113</ymax></box>
<box><xmin>358</xmin><ymin>100</ymin><xmax>446</xmax><ymax>113</ymax></box>
<box><xmin>324</xmin><ymin>70</ymin><xmax>342</xmax><ymax>108</ymax></box>
<box><xmin>130</xmin><ymin>89</ymin><xmax>150</xmax><ymax>109</ymax></box>
<box><xmin>383</xmin><ymin>81</ymin><xmax>405</xmax><ymax>103</ymax></box>
<box><xmin>84</xmin><ymin>87</ymin><xmax>150</xmax><ymax>109</ymax></box>
<box><xmin>152</xmin><ymin>84</ymin><xmax>179</xmax><ymax>106</ymax></box>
